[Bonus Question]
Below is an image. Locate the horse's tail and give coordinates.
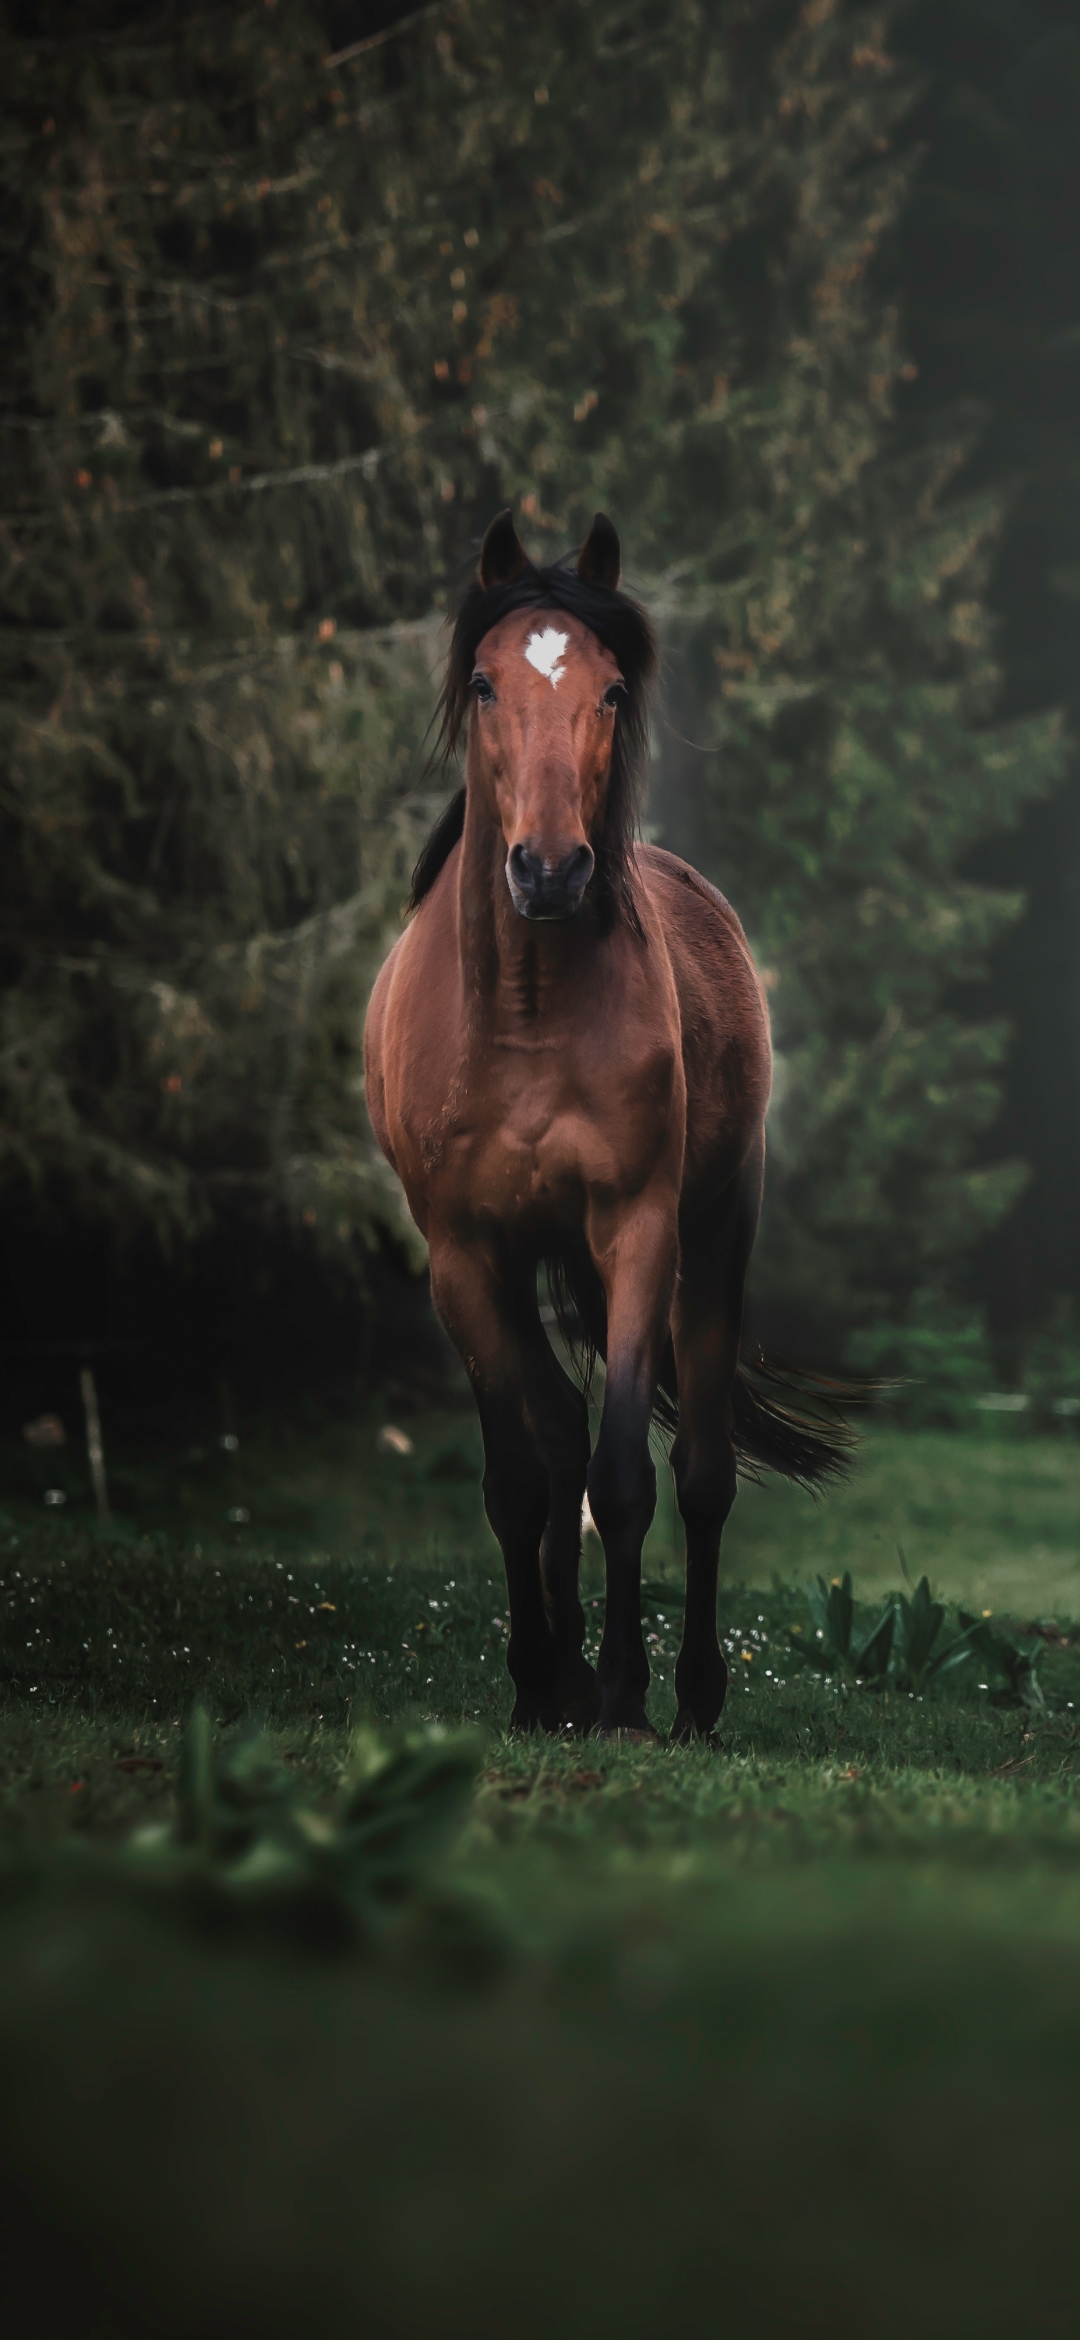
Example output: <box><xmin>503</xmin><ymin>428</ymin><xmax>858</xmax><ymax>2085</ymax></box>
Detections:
<box><xmin>545</xmin><ymin>1250</ymin><xmax>858</xmax><ymax>1492</ymax></box>
<box><xmin>725</xmin><ymin>1350</ymin><xmax>858</xmax><ymax>1490</ymax></box>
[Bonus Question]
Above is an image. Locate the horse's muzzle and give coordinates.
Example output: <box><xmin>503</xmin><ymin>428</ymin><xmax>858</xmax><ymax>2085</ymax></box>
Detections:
<box><xmin>506</xmin><ymin>842</ymin><xmax>595</xmax><ymax>921</ymax></box>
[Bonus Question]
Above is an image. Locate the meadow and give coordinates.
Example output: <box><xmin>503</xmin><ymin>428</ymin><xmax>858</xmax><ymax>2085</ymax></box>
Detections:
<box><xmin>3</xmin><ymin>1408</ymin><xmax>1080</xmax><ymax>2336</ymax></box>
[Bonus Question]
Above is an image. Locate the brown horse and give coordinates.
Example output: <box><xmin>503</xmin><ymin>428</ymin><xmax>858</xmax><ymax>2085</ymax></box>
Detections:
<box><xmin>365</xmin><ymin>511</ymin><xmax>850</xmax><ymax>1739</ymax></box>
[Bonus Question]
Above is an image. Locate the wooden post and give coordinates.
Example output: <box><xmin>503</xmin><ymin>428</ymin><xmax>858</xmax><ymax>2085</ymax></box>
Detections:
<box><xmin>80</xmin><ymin>1366</ymin><xmax>110</xmax><ymax>1524</ymax></box>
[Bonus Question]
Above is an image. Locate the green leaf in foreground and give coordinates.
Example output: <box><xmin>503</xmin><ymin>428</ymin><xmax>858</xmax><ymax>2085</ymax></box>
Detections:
<box><xmin>892</xmin><ymin>1575</ymin><xmax>980</xmax><ymax>1693</ymax></box>
<box><xmin>787</xmin><ymin>1572</ymin><xmax>894</xmax><ymax>1686</ymax></box>
<box><xmin>98</xmin><ymin>1707</ymin><xmax>484</xmax><ymax>1947</ymax></box>
<box><xmin>958</xmin><ymin>1615</ymin><xmax>1047</xmax><ymax>1711</ymax></box>
<box><xmin>788</xmin><ymin>1569</ymin><xmax>987</xmax><ymax>1694</ymax></box>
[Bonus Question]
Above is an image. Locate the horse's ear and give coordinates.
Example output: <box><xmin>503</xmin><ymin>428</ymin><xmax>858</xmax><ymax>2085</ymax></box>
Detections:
<box><xmin>479</xmin><ymin>509</ymin><xmax>529</xmax><ymax>588</ymax></box>
<box><xmin>577</xmin><ymin>512</ymin><xmax>621</xmax><ymax>589</ymax></box>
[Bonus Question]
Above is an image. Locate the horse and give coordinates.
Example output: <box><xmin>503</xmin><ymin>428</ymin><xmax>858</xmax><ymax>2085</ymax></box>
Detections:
<box><xmin>365</xmin><ymin>510</ymin><xmax>851</xmax><ymax>1740</ymax></box>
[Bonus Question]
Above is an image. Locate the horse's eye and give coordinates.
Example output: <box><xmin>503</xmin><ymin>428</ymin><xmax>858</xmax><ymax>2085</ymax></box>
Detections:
<box><xmin>472</xmin><ymin>671</ymin><xmax>496</xmax><ymax>703</ymax></box>
<box><xmin>601</xmin><ymin>681</ymin><xmax>625</xmax><ymax>711</ymax></box>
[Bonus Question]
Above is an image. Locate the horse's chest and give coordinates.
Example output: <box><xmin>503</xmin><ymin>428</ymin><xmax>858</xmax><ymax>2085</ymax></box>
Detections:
<box><xmin>399</xmin><ymin>1039</ymin><xmax>674</xmax><ymax>1233</ymax></box>
<box><xmin>413</xmin><ymin>1068</ymin><xmax>584</xmax><ymax>1214</ymax></box>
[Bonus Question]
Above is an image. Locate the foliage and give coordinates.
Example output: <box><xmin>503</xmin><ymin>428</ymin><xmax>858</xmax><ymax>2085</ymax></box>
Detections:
<box><xmin>0</xmin><ymin>0</ymin><xmax>1066</xmax><ymax>1347</ymax></box>
<box><xmin>785</xmin><ymin>1561</ymin><xmax>1043</xmax><ymax>1703</ymax></box>
<box><xmin>894</xmin><ymin>0</ymin><xmax>1080</xmax><ymax>1329</ymax></box>
<box><xmin>785</xmin><ymin>1568</ymin><xmax>895</xmax><ymax>1685</ymax></box>
<box><xmin>844</xmin><ymin>1293</ymin><xmax>1080</xmax><ymax>1434</ymax></box>
<box><xmin>958</xmin><ymin>1611</ymin><xmax>1046</xmax><ymax>1714</ymax></box>
<box><xmin>85</xmin><ymin>1703</ymin><xmax>484</xmax><ymax>1946</ymax></box>
<box><xmin>643</xmin><ymin>3</ymin><xmax>1066</xmax><ymax>1336</ymax></box>
<box><xmin>890</xmin><ymin>1569</ymin><xmax>980</xmax><ymax>1692</ymax></box>
<box><xmin>786</xmin><ymin>1565</ymin><xmax>971</xmax><ymax>1692</ymax></box>
<box><xmin>845</xmin><ymin>1289</ymin><xmax>996</xmax><ymax>1426</ymax></box>
<box><xmin>1020</xmin><ymin>1298</ymin><xmax>1080</xmax><ymax>1428</ymax></box>
<box><xmin>0</xmin><ymin>2</ymin><xmax>442</xmax><ymax>1260</ymax></box>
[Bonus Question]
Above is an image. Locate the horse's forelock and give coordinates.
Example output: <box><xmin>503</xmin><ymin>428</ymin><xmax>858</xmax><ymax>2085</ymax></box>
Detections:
<box><xmin>443</xmin><ymin>561</ymin><xmax>656</xmax><ymax>754</ymax></box>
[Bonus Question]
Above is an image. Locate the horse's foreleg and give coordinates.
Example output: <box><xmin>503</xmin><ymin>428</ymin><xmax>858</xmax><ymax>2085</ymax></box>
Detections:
<box><xmin>427</xmin><ymin>1238</ymin><xmax>553</xmax><ymax>1728</ymax></box>
<box><xmin>517</xmin><ymin>1318</ymin><xmax>599</xmax><ymax>1734</ymax></box>
<box><xmin>670</xmin><ymin>1162</ymin><xmax>761</xmax><ymax>1741</ymax></box>
<box><xmin>585</xmin><ymin>1197</ymin><xmax>679</xmax><ymax>1736</ymax></box>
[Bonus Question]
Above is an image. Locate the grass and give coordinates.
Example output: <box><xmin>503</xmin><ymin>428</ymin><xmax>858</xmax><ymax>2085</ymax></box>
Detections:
<box><xmin>17</xmin><ymin>1394</ymin><xmax>1080</xmax><ymax>1608</ymax></box>
<box><xmin>725</xmin><ymin>1416</ymin><xmax>1080</xmax><ymax>1613</ymax></box>
<box><xmin>4</xmin><ymin>1412</ymin><xmax>1080</xmax><ymax>2335</ymax></box>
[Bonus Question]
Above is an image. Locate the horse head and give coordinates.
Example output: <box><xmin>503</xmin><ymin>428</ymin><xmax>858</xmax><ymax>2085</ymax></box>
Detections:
<box><xmin>469</xmin><ymin>511</ymin><xmax>626</xmax><ymax>922</ymax></box>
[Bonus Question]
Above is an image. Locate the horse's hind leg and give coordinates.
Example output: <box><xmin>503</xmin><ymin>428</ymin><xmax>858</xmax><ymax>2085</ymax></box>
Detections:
<box><xmin>670</xmin><ymin>1157</ymin><xmax>762</xmax><ymax>1742</ymax></box>
<box><xmin>428</xmin><ymin>1237</ymin><xmax>554</xmax><ymax>1729</ymax></box>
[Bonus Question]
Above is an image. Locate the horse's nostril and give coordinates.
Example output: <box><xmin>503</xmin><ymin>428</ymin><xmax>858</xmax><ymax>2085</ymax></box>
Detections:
<box><xmin>508</xmin><ymin>843</ymin><xmax>540</xmax><ymax>894</ymax></box>
<box><xmin>562</xmin><ymin>844</ymin><xmax>594</xmax><ymax>893</ymax></box>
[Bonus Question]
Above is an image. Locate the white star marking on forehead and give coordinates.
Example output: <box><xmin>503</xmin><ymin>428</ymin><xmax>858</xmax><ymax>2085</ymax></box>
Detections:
<box><xmin>524</xmin><ymin>627</ymin><xmax>569</xmax><ymax>689</ymax></box>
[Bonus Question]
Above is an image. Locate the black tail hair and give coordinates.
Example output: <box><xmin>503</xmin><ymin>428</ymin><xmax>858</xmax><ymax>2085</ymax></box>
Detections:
<box><xmin>546</xmin><ymin>1249</ymin><xmax>858</xmax><ymax>1492</ymax></box>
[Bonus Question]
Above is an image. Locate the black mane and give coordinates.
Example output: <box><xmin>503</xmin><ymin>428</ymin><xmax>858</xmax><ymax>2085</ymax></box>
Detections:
<box><xmin>406</xmin><ymin>551</ymin><xmax>658</xmax><ymax>935</ymax></box>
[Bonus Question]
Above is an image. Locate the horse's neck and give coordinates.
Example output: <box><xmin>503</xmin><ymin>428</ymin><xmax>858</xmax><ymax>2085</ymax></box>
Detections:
<box><xmin>456</xmin><ymin>797</ymin><xmax>593</xmax><ymax>1027</ymax></box>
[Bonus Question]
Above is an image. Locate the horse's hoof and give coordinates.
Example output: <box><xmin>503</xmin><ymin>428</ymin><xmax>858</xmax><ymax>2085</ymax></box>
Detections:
<box><xmin>536</xmin><ymin>1664</ymin><xmax>600</xmax><ymax>1737</ymax></box>
<box><xmin>508</xmin><ymin>1704</ymin><xmax>546</xmax><ymax>1734</ymax></box>
<box><xmin>670</xmin><ymin>1711</ymin><xmax>720</xmax><ymax>1747</ymax></box>
<box><xmin>595</xmin><ymin>1722</ymin><xmax>661</xmax><ymax>1745</ymax></box>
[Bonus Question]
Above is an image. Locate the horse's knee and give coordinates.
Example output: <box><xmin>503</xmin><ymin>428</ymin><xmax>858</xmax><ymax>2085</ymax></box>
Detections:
<box><xmin>587</xmin><ymin>1439</ymin><xmax>656</xmax><ymax>1546</ymax></box>
<box><xmin>673</xmin><ymin>1442</ymin><xmax>737</xmax><ymax>1534</ymax></box>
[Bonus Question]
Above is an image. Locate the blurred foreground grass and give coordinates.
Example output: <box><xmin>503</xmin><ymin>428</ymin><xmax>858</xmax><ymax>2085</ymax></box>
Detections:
<box><xmin>3</xmin><ymin>1416</ymin><xmax>1080</xmax><ymax>2335</ymax></box>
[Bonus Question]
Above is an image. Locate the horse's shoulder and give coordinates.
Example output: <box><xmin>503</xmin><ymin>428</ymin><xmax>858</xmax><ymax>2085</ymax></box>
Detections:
<box><xmin>365</xmin><ymin>926</ymin><xmax>405</xmax><ymax>1037</ymax></box>
<box><xmin>364</xmin><ymin>908</ymin><xmax>427</xmax><ymax>1072</ymax></box>
<box><xmin>636</xmin><ymin>844</ymin><xmax>750</xmax><ymax>949</ymax></box>
<box><xmin>376</xmin><ymin>845</ymin><xmax>461</xmax><ymax>1002</ymax></box>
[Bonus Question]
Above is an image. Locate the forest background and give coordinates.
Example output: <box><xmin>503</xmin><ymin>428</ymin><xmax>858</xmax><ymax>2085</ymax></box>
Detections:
<box><xmin>2</xmin><ymin>0</ymin><xmax>1079</xmax><ymax>1424</ymax></box>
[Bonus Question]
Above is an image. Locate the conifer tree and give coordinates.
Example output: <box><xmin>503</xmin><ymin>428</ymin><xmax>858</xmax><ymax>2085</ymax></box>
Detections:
<box><xmin>893</xmin><ymin>0</ymin><xmax>1080</xmax><ymax>1334</ymax></box>
<box><xmin>0</xmin><ymin>0</ymin><xmax>1063</xmax><ymax>1349</ymax></box>
<box><xmin>1</xmin><ymin>3</ymin><xmax>443</xmax><ymax>1261</ymax></box>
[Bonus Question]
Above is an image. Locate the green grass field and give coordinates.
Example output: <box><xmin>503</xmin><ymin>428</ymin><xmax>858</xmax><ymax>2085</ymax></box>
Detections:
<box><xmin>3</xmin><ymin>1413</ymin><xmax>1080</xmax><ymax>2336</ymax></box>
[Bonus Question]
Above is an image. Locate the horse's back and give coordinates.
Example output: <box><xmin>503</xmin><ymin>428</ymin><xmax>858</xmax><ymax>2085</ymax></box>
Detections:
<box><xmin>637</xmin><ymin>843</ymin><xmax>771</xmax><ymax>1188</ymax></box>
<box><xmin>639</xmin><ymin>842</ymin><xmax>749</xmax><ymax>945</ymax></box>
